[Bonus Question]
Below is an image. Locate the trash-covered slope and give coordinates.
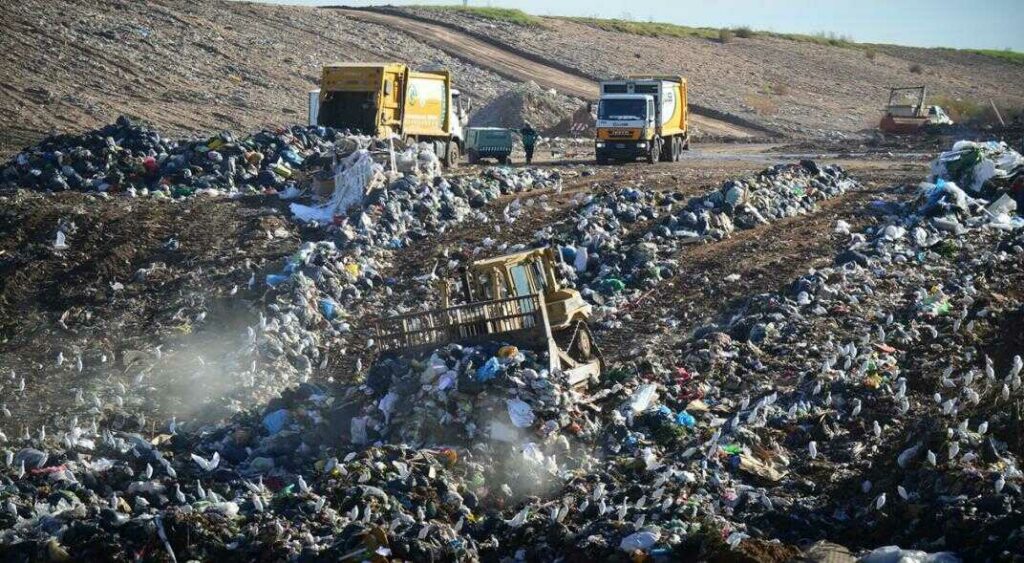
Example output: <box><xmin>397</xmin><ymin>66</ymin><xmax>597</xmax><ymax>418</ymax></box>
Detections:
<box><xmin>1</xmin><ymin>126</ymin><xmax>1022</xmax><ymax>561</ymax></box>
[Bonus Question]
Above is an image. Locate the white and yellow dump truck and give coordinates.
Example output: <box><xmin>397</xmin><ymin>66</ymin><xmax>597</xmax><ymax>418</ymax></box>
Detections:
<box><xmin>307</xmin><ymin>63</ymin><xmax>469</xmax><ymax>167</ymax></box>
<box><xmin>595</xmin><ymin>75</ymin><xmax>689</xmax><ymax>165</ymax></box>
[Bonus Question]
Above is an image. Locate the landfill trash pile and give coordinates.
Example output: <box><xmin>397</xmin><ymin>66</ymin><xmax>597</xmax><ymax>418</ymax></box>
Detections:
<box><xmin>468</xmin><ymin>80</ymin><xmax>584</xmax><ymax>133</ymax></box>
<box><xmin>0</xmin><ymin>116</ymin><xmax>372</xmax><ymax>198</ymax></box>
<box><xmin>3</xmin><ymin>128</ymin><xmax>1024</xmax><ymax>561</ymax></box>
<box><xmin>545</xmin><ymin>162</ymin><xmax>860</xmax><ymax>320</ymax></box>
<box><xmin>930</xmin><ymin>140</ymin><xmax>1024</xmax><ymax>204</ymax></box>
<box><xmin>630</xmin><ymin>169</ymin><xmax>1024</xmax><ymax>558</ymax></box>
<box><xmin>257</xmin><ymin>166</ymin><xmax>563</xmax><ymax>392</ymax></box>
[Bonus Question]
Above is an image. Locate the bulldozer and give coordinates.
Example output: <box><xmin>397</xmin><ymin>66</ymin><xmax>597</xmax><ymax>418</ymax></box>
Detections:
<box><xmin>373</xmin><ymin>247</ymin><xmax>602</xmax><ymax>386</ymax></box>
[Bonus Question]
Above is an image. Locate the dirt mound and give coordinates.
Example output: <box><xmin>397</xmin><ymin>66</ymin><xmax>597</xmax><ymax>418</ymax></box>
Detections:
<box><xmin>469</xmin><ymin>81</ymin><xmax>583</xmax><ymax>133</ymax></box>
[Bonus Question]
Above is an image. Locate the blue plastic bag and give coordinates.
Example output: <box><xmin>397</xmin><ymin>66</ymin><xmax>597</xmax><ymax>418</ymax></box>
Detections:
<box><xmin>675</xmin><ymin>410</ymin><xmax>696</xmax><ymax>427</ymax></box>
<box><xmin>476</xmin><ymin>357</ymin><xmax>501</xmax><ymax>382</ymax></box>
<box><xmin>319</xmin><ymin>299</ymin><xmax>337</xmax><ymax>319</ymax></box>
<box><xmin>263</xmin><ymin>409</ymin><xmax>289</xmax><ymax>434</ymax></box>
<box><xmin>266</xmin><ymin>274</ymin><xmax>289</xmax><ymax>287</ymax></box>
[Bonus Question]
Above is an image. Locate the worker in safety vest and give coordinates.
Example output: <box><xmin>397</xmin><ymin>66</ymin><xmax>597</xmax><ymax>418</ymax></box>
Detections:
<box><xmin>520</xmin><ymin>122</ymin><xmax>538</xmax><ymax>165</ymax></box>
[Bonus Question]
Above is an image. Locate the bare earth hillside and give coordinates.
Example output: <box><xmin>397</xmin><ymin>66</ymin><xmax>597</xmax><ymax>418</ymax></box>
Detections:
<box><xmin>2</xmin><ymin>0</ymin><xmax>1023</xmax><ymax>155</ymax></box>
<box><xmin>394</xmin><ymin>7</ymin><xmax>1024</xmax><ymax>137</ymax></box>
<box><xmin>0</xmin><ymin>0</ymin><xmax>509</xmax><ymax>157</ymax></box>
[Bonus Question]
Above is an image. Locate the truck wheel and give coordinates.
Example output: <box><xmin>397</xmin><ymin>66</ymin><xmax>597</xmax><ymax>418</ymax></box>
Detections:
<box><xmin>659</xmin><ymin>137</ymin><xmax>673</xmax><ymax>162</ymax></box>
<box><xmin>596</xmin><ymin>153</ymin><xmax>608</xmax><ymax>165</ymax></box>
<box><xmin>647</xmin><ymin>139</ymin><xmax>660</xmax><ymax>164</ymax></box>
<box><xmin>682</xmin><ymin>135</ymin><xmax>691</xmax><ymax>151</ymax></box>
<box><xmin>445</xmin><ymin>141</ymin><xmax>459</xmax><ymax>168</ymax></box>
<box><xmin>672</xmin><ymin>137</ymin><xmax>682</xmax><ymax>161</ymax></box>
<box><xmin>499</xmin><ymin>156</ymin><xmax>510</xmax><ymax>165</ymax></box>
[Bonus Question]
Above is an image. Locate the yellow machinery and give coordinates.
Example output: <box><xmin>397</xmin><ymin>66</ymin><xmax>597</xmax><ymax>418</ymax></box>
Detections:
<box><xmin>311</xmin><ymin>63</ymin><xmax>468</xmax><ymax>167</ymax></box>
<box><xmin>374</xmin><ymin>248</ymin><xmax>602</xmax><ymax>386</ymax></box>
<box><xmin>595</xmin><ymin>75</ymin><xmax>689</xmax><ymax>164</ymax></box>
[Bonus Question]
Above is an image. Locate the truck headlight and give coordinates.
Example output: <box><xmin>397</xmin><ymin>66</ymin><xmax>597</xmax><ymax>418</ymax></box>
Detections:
<box><xmin>637</xmin><ymin>142</ymin><xmax>647</xmax><ymax>148</ymax></box>
<box><xmin>596</xmin><ymin>142</ymin><xmax>605</xmax><ymax>148</ymax></box>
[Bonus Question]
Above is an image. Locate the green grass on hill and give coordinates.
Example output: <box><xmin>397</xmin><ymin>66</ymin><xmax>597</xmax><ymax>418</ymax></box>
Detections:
<box><xmin>417</xmin><ymin>6</ymin><xmax>542</xmax><ymax>27</ymax></box>
<box><xmin>562</xmin><ymin>17</ymin><xmax>858</xmax><ymax>48</ymax></box>
<box><xmin>962</xmin><ymin>49</ymin><xmax>1024</xmax><ymax>64</ymax></box>
<box><xmin>411</xmin><ymin>6</ymin><xmax>1024</xmax><ymax>63</ymax></box>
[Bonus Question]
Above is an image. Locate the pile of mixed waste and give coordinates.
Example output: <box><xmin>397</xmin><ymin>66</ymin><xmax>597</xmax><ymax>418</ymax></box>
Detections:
<box><xmin>0</xmin><ymin>116</ymin><xmax>364</xmax><ymax>197</ymax></box>
<box><xmin>544</xmin><ymin>161</ymin><xmax>860</xmax><ymax>321</ymax></box>
<box><xmin>930</xmin><ymin>140</ymin><xmax>1024</xmax><ymax>205</ymax></box>
<box><xmin>1</xmin><ymin>141</ymin><xmax>1022</xmax><ymax>561</ymax></box>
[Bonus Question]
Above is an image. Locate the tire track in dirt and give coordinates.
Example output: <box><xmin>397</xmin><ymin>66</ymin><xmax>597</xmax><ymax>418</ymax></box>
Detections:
<box><xmin>335</xmin><ymin>8</ymin><xmax>759</xmax><ymax>139</ymax></box>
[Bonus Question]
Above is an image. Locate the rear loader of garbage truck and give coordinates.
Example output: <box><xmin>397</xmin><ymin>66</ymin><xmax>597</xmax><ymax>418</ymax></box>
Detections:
<box><xmin>595</xmin><ymin>76</ymin><xmax>689</xmax><ymax>165</ymax></box>
<box><xmin>373</xmin><ymin>247</ymin><xmax>603</xmax><ymax>387</ymax></box>
<box><xmin>312</xmin><ymin>63</ymin><xmax>467</xmax><ymax>167</ymax></box>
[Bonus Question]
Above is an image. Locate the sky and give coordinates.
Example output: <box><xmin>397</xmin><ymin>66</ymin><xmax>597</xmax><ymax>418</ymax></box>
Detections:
<box><xmin>269</xmin><ymin>0</ymin><xmax>1024</xmax><ymax>51</ymax></box>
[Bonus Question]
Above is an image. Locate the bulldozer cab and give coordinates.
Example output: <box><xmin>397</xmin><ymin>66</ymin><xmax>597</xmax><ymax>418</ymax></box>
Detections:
<box><xmin>442</xmin><ymin>247</ymin><xmax>590</xmax><ymax>330</ymax></box>
<box><xmin>376</xmin><ymin>247</ymin><xmax>601</xmax><ymax>386</ymax></box>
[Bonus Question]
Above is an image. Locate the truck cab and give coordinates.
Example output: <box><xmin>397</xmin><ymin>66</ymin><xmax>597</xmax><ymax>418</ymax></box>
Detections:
<box><xmin>595</xmin><ymin>94</ymin><xmax>657</xmax><ymax>160</ymax></box>
<box><xmin>595</xmin><ymin>76</ymin><xmax>689</xmax><ymax>165</ymax></box>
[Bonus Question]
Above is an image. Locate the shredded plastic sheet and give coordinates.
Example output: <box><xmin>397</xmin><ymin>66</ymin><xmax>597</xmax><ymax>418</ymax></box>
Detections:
<box><xmin>931</xmin><ymin>140</ymin><xmax>1023</xmax><ymax>194</ymax></box>
<box><xmin>290</xmin><ymin>150</ymin><xmax>383</xmax><ymax>223</ymax></box>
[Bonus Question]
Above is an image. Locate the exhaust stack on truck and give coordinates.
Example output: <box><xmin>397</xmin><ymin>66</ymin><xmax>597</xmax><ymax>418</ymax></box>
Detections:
<box><xmin>308</xmin><ymin>62</ymin><xmax>469</xmax><ymax>167</ymax></box>
<box><xmin>595</xmin><ymin>75</ymin><xmax>689</xmax><ymax>165</ymax></box>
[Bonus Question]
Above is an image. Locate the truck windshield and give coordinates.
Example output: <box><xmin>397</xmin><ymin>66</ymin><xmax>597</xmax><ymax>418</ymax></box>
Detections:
<box><xmin>599</xmin><ymin>99</ymin><xmax>647</xmax><ymax>121</ymax></box>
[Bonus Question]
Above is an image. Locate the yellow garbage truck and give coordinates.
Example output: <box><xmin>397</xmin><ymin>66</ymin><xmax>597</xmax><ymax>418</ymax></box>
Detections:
<box><xmin>308</xmin><ymin>63</ymin><xmax>469</xmax><ymax>167</ymax></box>
<box><xmin>595</xmin><ymin>75</ymin><xmax>689</xmax><ymax>165</ymax></box>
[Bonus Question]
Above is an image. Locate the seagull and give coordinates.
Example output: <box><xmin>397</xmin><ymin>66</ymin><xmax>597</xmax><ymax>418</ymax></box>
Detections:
<box><xmin>995</xmin><ymin>474</ymin><xmax>1005</xmax><ymax>494</ymax></box>
<box><xmin>175</xmin><ymin>484</ymin><xmax>186</xmax><ymax>504</ymax></box>
<box><xmin>897</xmin><ymin>485</ymin><xmax>909</xmax><ymax>500</ymax></box>
<box><xmin>927</xmin><ymin>450</ymin><xmax>937</xmax><ymax>466</ymax></box>
<box><xmin>874</xmin><ymin>493</ymin><xmax>887</xmax><ymax>510</ymax></box>
<box><xmin>191</xmin><ymin>452</ymin><xmax>220</xmax><ymax>472</ymax></box>
<box><xmin>978</xmin><ymin>421</ymin><xmax>988</xmax><ymax>435</ymax></box>
<box><xmin>144</xmin><ymin>463</ymin><xmax>153</xmax><ymax>480</ymax></box>
<box><xmin>809</xmin><ymin>441</ymin><xmax>818</xmax><ymax>459</ymax></box>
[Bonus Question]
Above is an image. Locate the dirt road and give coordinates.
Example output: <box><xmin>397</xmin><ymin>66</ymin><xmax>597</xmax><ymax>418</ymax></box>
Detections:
<box><xmin>337</xmin><ymin>9</ymin><xmax>757</xmax><ymax>139</ymax></box>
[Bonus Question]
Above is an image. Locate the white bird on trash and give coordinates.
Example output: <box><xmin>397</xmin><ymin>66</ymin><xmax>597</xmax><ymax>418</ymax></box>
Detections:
<box><xmin>874</xmin><ymin>493</ymin><xmax>886</xmax><ymax>510</ymax></box>
<box><xmin>995</xmin><ymin>474</ymin><xmax>1005</xmax><ymax>494</ymax></box>
<box><xmin>978</xmin><ymin>421</ymin><xmax>988</xmax><ymax>434</ymax></box>
<box><xmin>1010</xmin><ymin>355</ymin><xmax>1023</xmax><ymax>380</ymax></box>
<box><xmin>897</xmin><ymin>485</ymin><xmax>909</xmax><ymax>500</ymax></box>
<box><xmin>144</xmin><ymin>463</ymin><xmax>153</xmax><ymax>480</ymax></box>
<box><xmin>927</xmin><ymin>450</ymin><xmax>937</xmax><ymax>466</ymax></box>
<box><xmin>174</xmin><ymin>484</ymin><xmax>186</xmax><ymax>504</ymax></box>
<box><xmin>809</xmin><ymin>441</ymin><xmax>818</xmax><ymax>459</ymax></box>
<box><xmin>191</xmin><ymin>451</ymin><xmax>220</xmax><ymax>472</ymax></box>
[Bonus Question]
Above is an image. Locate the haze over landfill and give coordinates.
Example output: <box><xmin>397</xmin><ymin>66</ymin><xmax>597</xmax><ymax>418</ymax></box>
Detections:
<box><xmin>1</xmin><ymin>1</ymin><xmax>1023</xmax><ymax>561</ymax></box>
